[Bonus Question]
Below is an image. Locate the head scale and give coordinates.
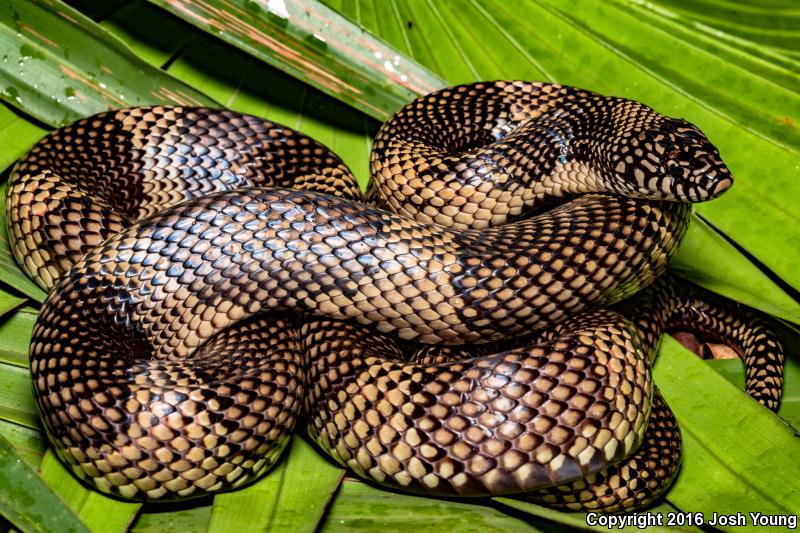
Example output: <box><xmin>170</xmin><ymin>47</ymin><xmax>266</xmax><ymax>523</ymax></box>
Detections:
<box><xmin>597</xmin><ymin>100</ymin><xmax>733</xmax><ymax>202</ymax></box>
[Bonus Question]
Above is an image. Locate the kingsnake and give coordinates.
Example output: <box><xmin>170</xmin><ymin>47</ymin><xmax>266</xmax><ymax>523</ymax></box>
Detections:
<box><xmin>6</xmin><ymin>81</ymin><xmax>783</xmax><ymax>512</ymax></box>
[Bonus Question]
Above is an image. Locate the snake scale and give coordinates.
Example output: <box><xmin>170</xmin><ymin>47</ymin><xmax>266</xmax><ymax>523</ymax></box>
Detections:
<box><xmin>7</xmin><ymin>81</ymin><xmax>784</xmax><ymax>512</ymax></box>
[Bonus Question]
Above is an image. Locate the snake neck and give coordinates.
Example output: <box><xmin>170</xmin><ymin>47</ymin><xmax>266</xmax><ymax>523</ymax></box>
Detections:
<box><xmin>558</xmin><ymin>96</ymin><xmax>663</xmax><ymax>199</ymax></box>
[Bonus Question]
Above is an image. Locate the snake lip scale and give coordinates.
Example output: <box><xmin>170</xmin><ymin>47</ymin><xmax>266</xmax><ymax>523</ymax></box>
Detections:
<box><xmin>7</xmin><ymin>81</ymin><xmax>782</xmax><ymax>511</ymax></box>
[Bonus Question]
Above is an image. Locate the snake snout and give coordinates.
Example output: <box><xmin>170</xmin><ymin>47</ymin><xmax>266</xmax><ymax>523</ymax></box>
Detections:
<box><xmin>664</xmin><ymin>128</ymin><xmax>733</xmax><ymax>202</ymax></box>
<box><xmin>685</xmin><ymin>153</ymin><xmax>733</xmax><ymax>201</ymax></box>
<box><xmin>613</xmin><ymin>117</ymin><xmax>733</xmax><ymax>203</ymax></box>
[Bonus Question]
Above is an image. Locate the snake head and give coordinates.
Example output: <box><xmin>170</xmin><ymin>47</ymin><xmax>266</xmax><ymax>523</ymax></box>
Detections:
<box><xmin>608</xmin><ymin>116</ymin><xmax>733</xmax><ymax>202</ymax></box>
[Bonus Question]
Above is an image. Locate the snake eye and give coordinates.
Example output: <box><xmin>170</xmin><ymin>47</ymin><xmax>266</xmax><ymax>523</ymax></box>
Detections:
<box><xmin>644</xmin><ymin>128</ymin><xmax>660</xmax><ymax>141</ymax></box>
<box><xmin>668</xmin><ymin>163</ymin><xmax>683</xmax><ymax>178</ymax></box>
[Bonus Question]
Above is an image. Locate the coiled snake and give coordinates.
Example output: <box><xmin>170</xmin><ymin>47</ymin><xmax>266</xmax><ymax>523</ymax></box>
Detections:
<box><xmin>7</xmin><ymin>81</ymin><xmax>784</xmax><ymax>512</ymax></box>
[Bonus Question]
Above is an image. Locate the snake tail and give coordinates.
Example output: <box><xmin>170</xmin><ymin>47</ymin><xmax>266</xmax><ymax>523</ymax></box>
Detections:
<box><xmin>616</xmin><ymin>275</ymin><xmax>785</xmax><ymax>411</ymax></box>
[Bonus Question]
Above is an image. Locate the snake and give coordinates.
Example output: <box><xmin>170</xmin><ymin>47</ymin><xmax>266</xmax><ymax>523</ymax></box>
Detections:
<box><xmin>7</xmin><ymin>81</ymin><xmax>784</xmax><ymax>511</ymax></box>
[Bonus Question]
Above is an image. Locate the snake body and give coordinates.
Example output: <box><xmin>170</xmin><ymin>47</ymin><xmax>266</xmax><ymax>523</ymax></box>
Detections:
<box><xmin>8</xmin><ymin>82</ymin><xmax>782</xmax><ymax>509</ymax></box>
<box><xmin>368</xmin><ymin>82</ymin><xmax>730</xmax><ymax>228</ymax></box>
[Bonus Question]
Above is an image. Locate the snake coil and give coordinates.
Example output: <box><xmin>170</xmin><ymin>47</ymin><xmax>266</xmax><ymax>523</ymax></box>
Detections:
<box><xmin>7</xmin><ymin>81</ymin><xmax>783</xmax><ymax>511</ymax></box>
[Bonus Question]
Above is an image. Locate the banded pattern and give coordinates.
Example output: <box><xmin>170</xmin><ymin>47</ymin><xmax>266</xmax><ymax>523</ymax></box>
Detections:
<box><xmin>6</xmin><ymin>107</ymin><xmax>361</xmax><ymax>289</ymax></box>
<box><xmin>28</xmin><ymin>189</ymin><xmax>679</xmax><ymax>501</ymax></box>
<box><xmin>615</xmin><ymin>276</ymin><xmax>785</xmax><ymax>410</ymax></box>
<box><xmin>7</xmin><ymin>83</ymin><xmax>780</xmax><ymax>510</ymax></box>
<box><xmin>370</xmin><ymin>81</ymin><xmax>731</xmax><ymax>229</ymax></box>
<box><xmin>523</xmin><ymin>389</ymin><xmax>681</xmax><ymax>512</ymax></box>
<box><xmin>30</xmin><ymin>315</ymin><xmax>305</xmax><ymax>500</ymax></box>
<box><xmin>302</xmin><ymin>310</ymin><xmax>652</xmax><ymax>496</ymax></box>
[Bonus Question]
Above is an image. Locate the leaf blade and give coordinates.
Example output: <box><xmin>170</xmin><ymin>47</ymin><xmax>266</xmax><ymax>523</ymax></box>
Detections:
<box><xmin>654</xmin><ymin>336</ymin><xmax>800</xmax><ymax>522</ymax></box>
<box><xmin>40</xmin><ymin>451</ymin><xmax>142</xmax><ymax>533</ymax></box>
<box><xmin>148</xmin><ymin>0</ymin><xmax>444</xmax><ymax>120</ymax></box>
<box><xmin>0</xmin><ymin>0</ymin><xmax>215</xmax><ymax>127</ymax></box>
<box><xmin>0</xmin><ymin>434</ymin><xmax>89</xmax><ymax>533</ymax></box>
<box><xmin>208</xmin><ymin>437</ymin><xmax>343</xmax><ymax>533</ymax></box>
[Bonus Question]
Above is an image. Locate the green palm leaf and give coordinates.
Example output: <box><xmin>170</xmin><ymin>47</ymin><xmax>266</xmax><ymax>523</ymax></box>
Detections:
<box><xmin>0</xmin><ymin>1</ymin><xmax>796</xmax><ymax>531</ymax></box>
